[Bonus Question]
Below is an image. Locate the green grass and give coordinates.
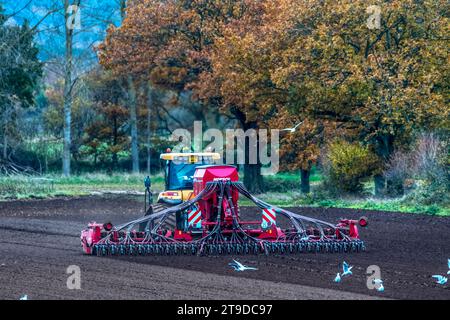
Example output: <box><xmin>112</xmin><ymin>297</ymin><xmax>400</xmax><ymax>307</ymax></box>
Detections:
<box><xmin>239</xmin><ymin>191</ymin><xmax>449</xmax><ymax>216</ymax></box>
<box><xmin>253</xmin><ymin>171</ymin><xmax>449</xmax><ymax>216</ymax></box>
<box><xmin>0</xmin><ymin>173</ymin><xmax>165</xmax><ymax>200</ymax></box>
<box><xmin>0</xmin><ymin>176</ymin><xmax>57</xmax><ymax>199</ymax></box>
<box><xmin>264</xmin><ymin>170</ymin><xmax>321</xmax><ymax>183</ymax></box>
<box><xmin>300</xmin><ymin>197</ymin><xmax>449</xmax><ymax>216</ymax></box>
<box><xmin>262</xmin><ymin>170</ymin><xmax>322</xmax><ymax>193</ymax></box>
<box><xmin>0</xmin><ymin>172</ymin><xmax>448</xmax><ymax>216</ymax></box>
<box><xmin>51</xmin><ymin>173</ymin><xmax>165</xmax><ymax>193</ymax></box>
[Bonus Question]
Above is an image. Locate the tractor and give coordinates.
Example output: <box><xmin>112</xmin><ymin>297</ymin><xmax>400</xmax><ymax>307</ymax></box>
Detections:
<box><xmin>142</xmin><ymin>150</ymin><xmax>221</xmax><ymax>230</ymax></box>
<box><xmin>81</xmin><ymin>152</ymin><xmax>368</xmax><ymax>256</ymax></box>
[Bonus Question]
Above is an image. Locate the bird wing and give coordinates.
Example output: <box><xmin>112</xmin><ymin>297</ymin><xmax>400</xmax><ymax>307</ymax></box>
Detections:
<box><xmin>432</xmin><ymin>275</ymin><xmax>444</xmax><ymax>281</ymax></box>
<box><xmin>233</xmin><ymin>260</ymin><xmax>245</xmax><ymax>268</ymax></box>
<box><xmin>343</xmin><ymin>262</ymin><xmax>349</xmax><ymax>273</ymax></box>
<box><xmin>373</xmin><ymin>279</ymin><xmax>383</xmax><ymax>284</ymax></box>
<box><xmin>244</xmin><ymin>266</ymin><xmax>258</xmax><ymax>270</ymax></box>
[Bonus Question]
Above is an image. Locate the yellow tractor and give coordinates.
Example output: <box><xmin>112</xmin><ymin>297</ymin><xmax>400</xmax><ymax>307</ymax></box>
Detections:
<box><xmin>158</xmin><ymin>150</ymin><xmax>221</xmax><ymax>204</ymax></box>
<box><xmin>141</xmin><ymin>150</ymin><xmax>221</xmax><ymax>230</ymax></box>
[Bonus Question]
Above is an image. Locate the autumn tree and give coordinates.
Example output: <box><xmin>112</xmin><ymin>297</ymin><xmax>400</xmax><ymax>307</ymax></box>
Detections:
<box><xmin>198</xmin><ymin>0</ymin><xmax>325</xmax><ymax>192</ymax></box>
<box><xmin>82</xmin><ymin>69</ymin><xmax>129</xmax><ymax>169</ymax></box>
<box><xmin>81</xmin><ymin>0</ymin><xmax>450</xmax><ymax>196</ymax></box>
<box><xmin>98</xmin><ymin>0</ymin><xmax>260</xmax><ymax>186</ymax></box>
<box><xmin>97</xmin><ymin>0</ymin><xmax>163</xmax><ymax>174</ymax></box>
<box><xmin>263</xmin><ymin>0</ymin><xmax>448</xmax><ymax>195</ymax></box>
<box><xmin>199</xmin><ymin>0</ymin><xmax>448</xmax><ymax>194</ymax></box>
<box><xmin>43</xmin><ymin>77</ymin><xmax>97</xmax><ymax>172</ymax></box>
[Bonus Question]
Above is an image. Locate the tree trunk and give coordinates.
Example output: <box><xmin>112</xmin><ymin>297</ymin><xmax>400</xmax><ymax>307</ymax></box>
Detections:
<box><xmin>300</xmin><ymin>169</ymin><xmax>310</xmax><ymax>194</ymax></box>
<box><xmin>120</xmin><ymin>0</ymin><xmax>127</xmax><ymax>20</ymax></box>
<box><xmin>44</xmin><ymin>152</ymin><xmax>48</xmax><ymax>173</ymax></box>
<box><xmin>243</xmin><ymin>121</ymin><xmax>264</xmax><ymax>194</ymax></box>
<box><xmin>374</xmin><ymin>174</ymin><xmax>385</xmax><ymax>195</ymax></box>
<box><xmin>230</xmin><ymin>108</ymin><xmax>264</xmax><ymax>194</ymax></box>
<box><xmin>128</xmin><ymin>76</ymin><xmax>139</xmax><ymax>174</ymax></box>
<box><xmin>244</xmin><ymin>162</ymin><xmax>264</xmax><ymax>194</ymax></box>
<box><xmin>62</xmin><ymin>0</ymin><xmax>78</xmax><ymax>177</ymax></box>
<box><xmin>2</xmin><ymin>130</ymin><xmax>7</xmax><ymax>160</ymax></box>
<box><xmin>373</xmin><ymin>134</ymin><xmax>395</xmax><ymax>196</ymax></box>
<box><xmin>146</xmin><ymin>83</ymin><xmax>152</xmax><ymax>175</ymax></box>
<box><xmin>112</xmin><ymin>115</ymin><xmax>118</xmax><ymax>170</ymax></box>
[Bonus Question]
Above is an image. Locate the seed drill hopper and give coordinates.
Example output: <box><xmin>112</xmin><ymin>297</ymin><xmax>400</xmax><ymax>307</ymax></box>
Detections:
<box><xmin>81</xmin><ymin>165</ymin><xmax>367</xmax><ymax>256</ymax></box>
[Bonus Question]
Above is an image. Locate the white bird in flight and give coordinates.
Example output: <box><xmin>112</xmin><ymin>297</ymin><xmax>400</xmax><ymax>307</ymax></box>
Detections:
<box><xmin>228</xmin><ymin>259</ymin><xmax>258</xmax><ymax>272</ymax></box>
<box><xmin>342</xmin><ymin>261</ymin><xmax>353</xmax><ymax>277</ymax></box>
<box><xmin>19</xmin><ymin>295</ymin><xmax>28</xmax><ymax>300</ymax></box>
<box><xmin>280</xmin><ymin>122</ymin><xmax>303</xmax><ymax>133</ymax></box>
<box><xmin>432</xmin><ymin>275</ymin><xmax>448</xmax><ymax>285</ymax></box>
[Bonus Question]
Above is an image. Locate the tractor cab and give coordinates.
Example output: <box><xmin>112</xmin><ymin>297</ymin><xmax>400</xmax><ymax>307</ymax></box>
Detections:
<box><xmin>158</xmin><ymin>151</ymin><xmax>221</xmax><ymax>205</ymax></box>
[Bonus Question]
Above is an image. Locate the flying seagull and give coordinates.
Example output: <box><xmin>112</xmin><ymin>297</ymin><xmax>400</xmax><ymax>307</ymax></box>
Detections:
<box><xmin>280</xmin><ymin>122</ymin><xmax>303</xmax><ymax>133</ymax></box>
<box><xmin>19</xmin><ymin>295</ymin><xmax>28</xmax><ymax>300</ymax></box>
<box><xmin>228</xmin><ymin>259</ymin><xmax>258</xmax><ymax>272</ymax></box>
<box><xmin>342</xmin><ymin>261</ymin><xmax>353</xmax><ymax>277</ymax></box>
<box><xmin>432</xmin><ymin>275</ymin><xmax>448</xmax><ymax>285</ymax></box>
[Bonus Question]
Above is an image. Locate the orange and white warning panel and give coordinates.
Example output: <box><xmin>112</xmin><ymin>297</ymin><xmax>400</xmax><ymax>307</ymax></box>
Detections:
<box><xmin>187</xmin><ymin>207</ymin><xmax>202</xmax><ymax>229</ymax></box>
<box><xmin>261</xmin><ymin>208</ymin><xmax>277</xmax><ymax>229</ymax></box>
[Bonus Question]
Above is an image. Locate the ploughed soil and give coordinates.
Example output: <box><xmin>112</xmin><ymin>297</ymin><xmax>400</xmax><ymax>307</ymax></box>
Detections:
<box><xmin>0</xmin><ymin>195</ymin><xmax>449</xmax><ymax>300</ymax></box>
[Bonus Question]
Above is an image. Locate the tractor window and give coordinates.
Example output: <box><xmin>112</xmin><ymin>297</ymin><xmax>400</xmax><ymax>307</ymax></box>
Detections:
<box><xmin>167</xmin><ymin>162</ymin><xmax>199</xmax><ymax>190</ymax></box>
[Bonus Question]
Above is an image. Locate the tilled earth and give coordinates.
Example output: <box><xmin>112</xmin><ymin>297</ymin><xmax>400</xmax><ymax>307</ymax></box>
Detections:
<box><xmin>0</xmin><ymin>195</ymin><xmax>449</xmax><ymax>300</ymax></box>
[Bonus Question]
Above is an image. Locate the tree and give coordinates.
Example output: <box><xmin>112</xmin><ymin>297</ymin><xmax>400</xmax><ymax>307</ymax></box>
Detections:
<box><xmin>0</xmin><ymin>5</ymin><xmax>42</xmax><ymax>172</ymax></box>
<box><xmin>61</xmin><ymin>0</ymin><xmax>81</xmax><ymax>176</ymax></box>
<box><xmin>145</xmin><ymin>82</ymin><xmax>153</xmax><ymax>174</ymax></box>
<box><xmin>98</xmin><ymin>0</ymin><xmax>254</xmax><ymax>178</ymax></box>
<box><xmin>116</xmin><ymin>0</ymin><xmax>141</xmax><ymax>173</ymax></box>
<box><xmin>0</xmin><ymin>0</ymin><xmax>136</xmax><ymax>174</ymax></box>
<box><xmin>43</xmin><ymin>77</ymin><xmax>96</xmax><ymax>171</ymax></box>
<box><xmin>80</xmin><ymin>69</ymin><xmax>129</xmax><ymax>170</ymax></box>
<box><xmin>261</xmin><ymin>0</ymin><xmax>448</xmax><ymax>195</ymax></box>
<box><xmin>10</xmin><ymin>0</ymin><xmax>124</xmax><ymax>176</ymax></box>
<box><xmin>98</xmin><ymin>0</ymin><xmax>147</xmax><ymax>173</ymax></box>
<box><xmin>199</xmin><ymin>0</ymin><xmax>323</xmax><ymax>193</ymax></box>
